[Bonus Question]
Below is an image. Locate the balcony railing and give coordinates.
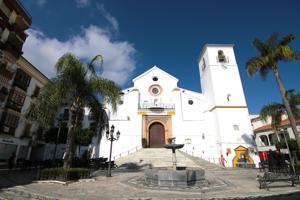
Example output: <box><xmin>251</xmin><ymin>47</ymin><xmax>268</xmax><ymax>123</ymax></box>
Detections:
<box><xmin>6</xmin><ymin>100</ymin><xmax>23</xmax><ymax>112</ymax></box>
<box><xmin>138</xmin><ymin>102</ymin><xmax>175</xmax><ymax>110</ymax></box>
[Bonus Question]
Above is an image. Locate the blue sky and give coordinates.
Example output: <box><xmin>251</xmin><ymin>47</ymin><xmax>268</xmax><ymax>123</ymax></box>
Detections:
<box><xmin>21</xmin><ymin>0</ymin><xmax>300</xmax><ymax>114</ymax></box>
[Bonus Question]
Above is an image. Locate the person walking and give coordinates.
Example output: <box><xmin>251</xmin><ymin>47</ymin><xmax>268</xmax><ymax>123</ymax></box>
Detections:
<box><xmin>220</xmin><ymin>154</ymin><xmax>227</xmax><ymax>167</ymax></box>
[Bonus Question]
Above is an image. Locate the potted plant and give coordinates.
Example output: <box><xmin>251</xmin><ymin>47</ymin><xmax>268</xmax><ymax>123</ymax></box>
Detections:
<box><xmin>142</xmin><ymin>138</ymin><xmax>147</xmax><ymax>148</ymax></box>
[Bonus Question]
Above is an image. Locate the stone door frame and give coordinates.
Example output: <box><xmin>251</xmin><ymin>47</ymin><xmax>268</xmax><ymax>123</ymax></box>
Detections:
<box><xmin>142</xmin><ymin>115</ymin><xmax>172</xmax><ymax>147</ymax></box>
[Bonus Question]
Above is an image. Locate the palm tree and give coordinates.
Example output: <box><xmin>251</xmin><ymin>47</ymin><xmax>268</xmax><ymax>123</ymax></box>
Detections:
<box><xmin>246</xmin><ymin>33</ymin><xmax>300</xmax><ymax>147</ymax></box>
<box><xmin>260</xmin><ymin>103</ymin><xmax>284</xmax><ymax>141</ymax></box>
<box><xmin>260</xmin><ymin>90</ymin><xmax>300</xmax><ymax>142</ymax></box>
<box><xmin>27</xmin><ymin>53</ymin><xmax>120</xmax><ymax>168</ymax></box>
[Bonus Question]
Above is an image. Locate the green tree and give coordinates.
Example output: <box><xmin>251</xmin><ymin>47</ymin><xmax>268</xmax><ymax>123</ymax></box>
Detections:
<box><xmin>27</xmin><ymin>53</ymin><xmax>120</xmax><ymax>168</ymax></box>
<box><xmin>260</xmin><ymin>102</ymin><xmax>284</xmax><ymax>141</ymax></box>
<box><xmin>260</xmin><ymin>91</ymin><xmax>300</xmax><ymax>136</ymax></box>
<box><xmin>246</xmin><ymin>33</ymin><xmax>300</xmax><ymax>147</ymax></box>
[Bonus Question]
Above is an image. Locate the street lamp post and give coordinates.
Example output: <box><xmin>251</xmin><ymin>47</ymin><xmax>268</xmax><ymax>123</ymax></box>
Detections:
<box><xmin>106</xmin><ymin>125</ymin><xmax>120</xmax><ymax>177</ymax></box>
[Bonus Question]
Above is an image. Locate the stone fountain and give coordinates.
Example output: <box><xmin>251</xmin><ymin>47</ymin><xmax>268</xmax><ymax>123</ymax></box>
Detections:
<box><xmin>164</xmin><ymin>143</ymin><xmax>184</xmax><ymax>170</ymax></box>
<box><xmin>144</xmin><ymin>142</ymin><xmax>205</xmax><ymax>187</ymax></box>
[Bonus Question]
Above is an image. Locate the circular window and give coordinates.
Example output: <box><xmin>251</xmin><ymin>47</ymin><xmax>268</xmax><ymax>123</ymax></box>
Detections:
<box><xmin>119</xmin><ymin>100</ymin><xmax>124</xmax><ymax>105</ymax></box>
<box><xmin>149</xmin><ymin>85</ymin><xmax>162</xmax><ymax>96</ymax></box>
<box><xmin>152</xmin><ymin>76</ymin><xmax>158</xmax><ymax>81</ymax></box>
<box><xmin>152</xmin><ymin>87</ymin><xmax>159</xmax><ymax>94</ymax></box>
<box><xmin>188</xmin><ymin>99</ymin><xmax>194</xmax><ymax>105</ymax></box>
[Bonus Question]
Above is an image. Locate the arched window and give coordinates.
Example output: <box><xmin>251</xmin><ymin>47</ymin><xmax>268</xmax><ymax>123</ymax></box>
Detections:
<box><xmin>268</xmin><ymin>133</ymin><xmax>278</xmax><ymax>145</ymax></box>
<box><xmin>259</xmin><ymin>135</ymin><xmax>269</xmax><ymax>146</ymax></box>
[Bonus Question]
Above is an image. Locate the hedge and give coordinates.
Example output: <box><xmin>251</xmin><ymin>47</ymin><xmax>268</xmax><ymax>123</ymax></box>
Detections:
<box><xmin>39</xmin><ymin>167</ymin><xmax>90</xmax><ymax>181</ymax></box>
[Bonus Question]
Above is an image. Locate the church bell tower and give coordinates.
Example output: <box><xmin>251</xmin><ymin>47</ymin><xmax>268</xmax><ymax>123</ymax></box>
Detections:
<box><xmin>198</xmin><ymin>44</ymin><xmax>258</xmax><ymax>167</ymax></box>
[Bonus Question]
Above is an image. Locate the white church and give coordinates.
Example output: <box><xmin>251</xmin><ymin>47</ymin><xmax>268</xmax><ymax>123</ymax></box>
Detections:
<box><xmin>97</xmin><ymin>44</ymin><xmax>259</xmax><ymax>168</ymax></box>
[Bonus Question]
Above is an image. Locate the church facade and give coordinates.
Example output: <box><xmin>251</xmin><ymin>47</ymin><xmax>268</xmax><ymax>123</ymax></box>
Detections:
<box><xmin>98</xmin><ymin>44</ymin><xmax>259</xmax><ymax>168</ymax></box>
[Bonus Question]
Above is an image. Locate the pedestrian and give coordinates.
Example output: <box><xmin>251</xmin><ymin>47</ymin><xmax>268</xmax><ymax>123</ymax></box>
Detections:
<box><xmin>8</xmin><ymin>152</ymin><xmax>15</xmax><ymax>170</ymax></box>
<box><xmin>220</xmin><ymin>154</ymin><xmax>226</xmax><ymax>167</ymax></box>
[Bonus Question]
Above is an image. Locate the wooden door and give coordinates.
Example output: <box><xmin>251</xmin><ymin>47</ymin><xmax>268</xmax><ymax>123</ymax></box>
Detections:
<box><xmin>149</xmin><ymin>122</ymin><xmax>165</xmax><ymax>148</ymax></box>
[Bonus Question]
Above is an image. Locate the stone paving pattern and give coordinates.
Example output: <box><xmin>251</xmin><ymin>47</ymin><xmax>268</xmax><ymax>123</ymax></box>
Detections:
<box><xmin>0</xmin><ymin>148</ymin><xmax>300</xmax><ymax>199</ymax></box>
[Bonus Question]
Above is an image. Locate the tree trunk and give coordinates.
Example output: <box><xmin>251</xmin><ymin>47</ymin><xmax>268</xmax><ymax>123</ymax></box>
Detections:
<box><xmin>63</xmin><ymin>126</ymin><xmax>75</xmax><ymax>168</ymax></box>
<box><xmin>63</xmin><ymin>103</ymin><xmax>81</xmax><ymax>168</ymax></box>
<box><xmin>274</xmin><ymin>129</ymin><xmax>280</xmax><ymax>143</ymax></box>
<box><xmin>273</xmin><ymin>66</ymin><xmax>300</xmax><ymax>148</ymax></box>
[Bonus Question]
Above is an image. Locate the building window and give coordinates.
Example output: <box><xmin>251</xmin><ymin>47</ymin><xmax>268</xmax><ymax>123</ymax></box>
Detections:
<box><xmin>23</xmin><ymin>122</ymin><xmax>32</xmax><ymax>138</ymax></box>
<box><xmin>6</xmin><ymin>89</ymin><xmax>26</xmax><ymax>111</ymax></box>
<box><xmin>149</xmin><ymin>85</ymin><xmax>162</xmax><ymax>96</ymax></box>
<box><xmin>268</xmin><ymin>133</ymin><xmax>278</xmax><ymax>145</ymax></box>
<box><xmin>233</xmin><ymin>124</ymin><xmax>239</xmax><ymax>131</ymax></box>
<box><xmin>119</xmin><ymin>100</ymin><xmax>124</xmax><ymax>105</ymax></box>
<box><xmin>259</xmin><ymin>135</ymin><xmax>269</xmax><ymax>146</ymax></box>
<box><xmin>152</xmin><ymin>76</ymin><xmax>158</xmax><ymax>81</ymax></box>
<box><xmin>279</xmin><ymin>131</ymin><xmax>290</xmax><ymax>141</ymax></box>
<box><xmin>152</xmin><ymin>88</ymin><xmax>159</xmax><ymax>94</ymax></box>
<box><xmin>217</xmin><ymin>50</ymin><xmax>227</xmax><ymax>62</ymax></box>
<box><xmin>188</xmin><ymin>99</ymin><xmax>194</xmax><ymax>105</ymax></box>
<box><xmin>13</xmin><ymin>69</ymin><xmax>31</xmax><ymax>91</ymax></box>
<box><xmin>202</xmin><ymin>133</ymin><xmax>205</xmax><ymax>140</ymax></box>
<box><xmin>1</xmin><ymin>112</ymin><xmax>19</xmax><ymax>128</ymax></box>
<box><xmin>31</xmin><ymin>86</ymin><xmax>40</xmax><ymax>97</ymax></box>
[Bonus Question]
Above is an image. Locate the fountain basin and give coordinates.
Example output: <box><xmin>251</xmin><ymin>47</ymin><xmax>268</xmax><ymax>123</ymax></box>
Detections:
<box><xmin>144</xmin><ymin>168</ymin><xmax>205</xmax><ymax>187</ymax></box>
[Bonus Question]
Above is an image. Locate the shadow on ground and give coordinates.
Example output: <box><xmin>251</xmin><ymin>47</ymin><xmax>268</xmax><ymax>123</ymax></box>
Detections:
<box><xmin>0</xmin><ymin>169</ymin><xmax>38</xmax><ymax>189</ymax></box>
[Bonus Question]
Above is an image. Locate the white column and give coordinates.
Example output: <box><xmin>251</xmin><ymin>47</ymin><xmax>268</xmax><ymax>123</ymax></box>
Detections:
<box><xmin>26</xmin><ymin>145</ymin><xmax>32</xmax><ymax>160</ymax></box>
<box><xmin>14</xmin><ymin>145</ymin><xmax>21</xmax><ymax>164</ymax></box>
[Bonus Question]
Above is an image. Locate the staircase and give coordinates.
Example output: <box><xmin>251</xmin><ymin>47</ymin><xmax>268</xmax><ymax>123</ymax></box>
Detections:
<box><xmin>115</xmin><ymin>148</ymin><xmax>208</xmax><ymax>168</ymax></box>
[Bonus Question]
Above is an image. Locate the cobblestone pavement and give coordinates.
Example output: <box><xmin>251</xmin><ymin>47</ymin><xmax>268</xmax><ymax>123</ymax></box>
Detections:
<box><xmin>0</xmin><ymin>152</ymin><xmax>300</xmax><ymax>199</ymax></box>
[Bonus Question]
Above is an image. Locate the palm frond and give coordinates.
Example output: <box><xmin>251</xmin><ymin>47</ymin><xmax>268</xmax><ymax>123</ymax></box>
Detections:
<box><xmin>286</xmin><ymin>89</ymin><xmax>300</xmax><ymax>117</ymax></box>
<box><xmin>26</xmin><ymin>80</ymin><xmax>62</xmax><ymax>128</ymax></box>
<box><xmin>260</xmin><ymin>103</ymin><xmax>284</xmax><ymax>131</ymax></box>
<box><xmin>295</xmin><ymin>51</ymin><xmax>300</xmax><ymax>60</ymax></box>
<box><xmin>246</xmin><ymin>56</ymin><xmax>270</xmax><ymax>77</ymax></box>
<box><xmin>86</xmin><ymin>55</ymin><xmax>103</xmax><ymax>77</ymax></box>
<box><xmin>275</xmin><ymin>45</ymin><xmax>294</xmax><ymax>61</ymax></box>
<box><xmin>279</xmin><ymin>34</ymin><xmax>295</xmax><ymax>45</ymax></box>
<box><xmin>91</xmin><ymin>78</ymin><xmax>121</xmax><ymax>112</ymax></box>
<box><xmin>266</xmin><ymin>32</ymin><xmax>279</xmax><ymax>49</ymax></box>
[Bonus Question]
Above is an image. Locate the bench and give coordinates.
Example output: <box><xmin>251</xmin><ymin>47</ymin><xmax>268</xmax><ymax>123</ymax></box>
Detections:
<box><xmin>258</xmin><ymin>171</ymin><xmax>297</xmax><ymax>190</ymax></box>
<box><xmin>257</xmin><ymin>162</ymin><xmax>298</xmax><ymax>190</ymax></box>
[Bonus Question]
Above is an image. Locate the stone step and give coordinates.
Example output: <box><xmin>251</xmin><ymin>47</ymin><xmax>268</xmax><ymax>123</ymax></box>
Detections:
<box><xmin>115</xmin><ymin>148</ymin><xmax>216</xmax><ymax>169</ymax></box>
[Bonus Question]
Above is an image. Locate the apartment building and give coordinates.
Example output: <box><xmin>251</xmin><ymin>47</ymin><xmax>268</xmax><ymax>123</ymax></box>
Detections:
<box><xmin>0</xmin><ymin>0</ymin><xmax>49</xmax><ymax>163</ymax></box>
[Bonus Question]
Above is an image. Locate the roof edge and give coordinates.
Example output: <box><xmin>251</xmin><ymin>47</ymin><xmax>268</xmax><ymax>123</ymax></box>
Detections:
<box><xmin>132</xmin><ymin>66</ymin><xmax>178</xmax><ymax>83</ymax></box>
<box><xmin>198</xmin><ymin>44</ymin><xmax>235</xmax><ymax>62</ymax></box>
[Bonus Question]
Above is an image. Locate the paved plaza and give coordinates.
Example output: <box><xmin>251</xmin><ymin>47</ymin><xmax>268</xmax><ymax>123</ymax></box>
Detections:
<box><xmin>0</xmin><ymin>150</ymin><xmax>300</xmax><ymax>199</ymax></box>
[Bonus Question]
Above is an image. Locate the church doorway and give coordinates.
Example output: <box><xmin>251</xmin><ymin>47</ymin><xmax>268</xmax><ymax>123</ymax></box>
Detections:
<box><xmin>149</xmin><ymin>122</ymin><xmax>165</xmax><ymax>148</ymax></box>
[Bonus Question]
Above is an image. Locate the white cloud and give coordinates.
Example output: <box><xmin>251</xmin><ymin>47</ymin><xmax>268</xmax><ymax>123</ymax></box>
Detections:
<box><xmin>23</xmin><ymin>25</ymin><xmax>136</xmax><ymax>85</ymax></box>
<box><xmin>96</xmin><ymin>4</ymin><xmax>119</xmax><ymax>32</ymax></box>
<box><xmin>75</xmin><ymin>0</ymin><xmax>91</xmax><ymax>8</ymax></box>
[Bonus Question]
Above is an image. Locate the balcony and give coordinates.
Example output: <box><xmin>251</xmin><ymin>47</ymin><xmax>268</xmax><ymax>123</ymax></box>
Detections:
<box><xmin>6</xmin><ymin>88</ymin><xmax>26</xmax><ymax>112</ymax></box>
<box><xmin>7</xmin><ymin>31</ymin><xmax>23</xmax><ymax>49</ymax></box>
<box><xmin>14</xmin><ymin>14</ymin><xmax>30</xmax><ymax>31</ymax></box>
<box><xmin>0</xmin><ymin>66</ymin><xmax>14</xmax><ymax>82</ymax></box>
<box><xmin>138</xmin><ymin>102</ymin><xmax>175</xmax><ymax>110</ymax></box>
<box><xmin>10</xmin><ymin>22</ymin><xmax>27</xmax><ymax>41</ymax></box>
<box><xmin>13</xmin><ymin>69</ymin><xmax>31</xmax><ymax>91</ymax></box>
<box><xmin>6</xmin><ymin>100</ymin><xmax>23</xmax><ymax>112</ymax></box>
<box><xmin>0</xmin><ymin>111</ymin><xmax>19</xmax><ymax>135</ymax></box>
